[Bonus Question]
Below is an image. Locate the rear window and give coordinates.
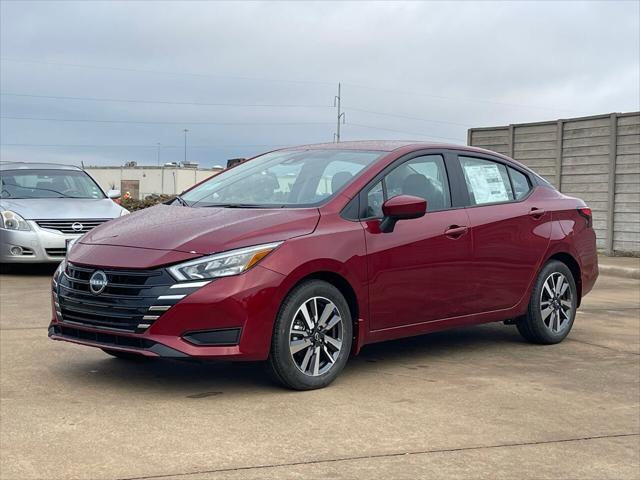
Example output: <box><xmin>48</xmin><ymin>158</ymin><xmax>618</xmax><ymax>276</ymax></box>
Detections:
<box><xmin>459</xmin><ymin>156</ymin><xmax>514</xmax><ymax>205</ymax></box>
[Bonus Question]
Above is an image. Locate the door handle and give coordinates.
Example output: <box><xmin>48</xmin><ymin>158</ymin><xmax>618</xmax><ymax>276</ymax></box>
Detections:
<box><xmin>444</xmin><ymin>225</ymin><xmax>469</xmax><ymax>239</ymax></box>
<box><xmin>529</xmin><ymin>207</ymin><xmax>546</xmax><ymax>219</ymax></box>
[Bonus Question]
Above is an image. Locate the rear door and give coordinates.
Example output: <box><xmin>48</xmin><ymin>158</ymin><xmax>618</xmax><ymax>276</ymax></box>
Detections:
<box><xmin>454</xmin><ymin>153</ymin><xmax>551</xmax><ymax>313</ymax></box>
<box><xmin>360</xmin><ymin>152</ymin><xmax>476</xmax><ymax>331</ymax></box>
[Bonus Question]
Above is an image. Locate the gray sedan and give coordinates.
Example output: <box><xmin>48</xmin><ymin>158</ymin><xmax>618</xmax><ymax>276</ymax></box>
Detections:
<box><xmin>0</xmin><ymin>162</ymin><xmax>128</xmax><ymax>263</ymax></box>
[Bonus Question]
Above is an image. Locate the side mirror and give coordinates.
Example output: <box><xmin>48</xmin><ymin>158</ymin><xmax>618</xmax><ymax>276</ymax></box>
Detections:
<box><xmin>107</xmin><ymin>189</ymin><xmax>121</xmax><ymax>199</ymax></box>
<box><xmin>380</xmin><ymin>195</ymin><xmax>427</xmax><ymax>233</ymax></box>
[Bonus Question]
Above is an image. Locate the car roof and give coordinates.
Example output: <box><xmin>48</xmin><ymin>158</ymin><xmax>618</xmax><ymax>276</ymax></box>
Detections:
<box><xmin>282</xmin><ymin>140</ymin><xmax>511</xmax><ymax>157</ymax></box>
<box><xmin>0</xmin><ymin>162</ymin><xmax>83</xmax><ymax>171</ymax></box>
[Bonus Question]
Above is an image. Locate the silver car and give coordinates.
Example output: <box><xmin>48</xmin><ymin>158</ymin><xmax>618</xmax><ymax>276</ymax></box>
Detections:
<box><xmin>0</xmin><ymin>162</ymin><xmax>128</xmax><ymax>263</ymax></box>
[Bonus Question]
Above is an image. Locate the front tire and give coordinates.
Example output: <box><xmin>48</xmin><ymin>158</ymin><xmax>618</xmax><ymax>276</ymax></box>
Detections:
<box><xmin>268</xmin><ymin>280</ymin><xmax>352</xmax><ymax>390</ymax></box>
<box><xmin>517</xmin><ymin>260</ymin><xmax>578</xmax><ymax>344</ymax></box>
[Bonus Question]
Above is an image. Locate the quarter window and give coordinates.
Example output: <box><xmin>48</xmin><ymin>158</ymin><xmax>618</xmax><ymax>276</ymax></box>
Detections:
<box><xmin>508</xmin><ymin>167</ymin><xmax>531</xmax><ymax>200</ymax></box>
<box><xmin>459</xmin><ymin>156</ymin><xmax>514</xmax><ymax>205</ymax></box>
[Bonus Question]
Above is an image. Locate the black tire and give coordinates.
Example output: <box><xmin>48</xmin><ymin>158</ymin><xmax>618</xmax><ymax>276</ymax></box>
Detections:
<box><xmin>102</xmin><ymin>348</ymin><xmax>151</xmax><ymax>361</ymax></box>
<box><xmin>516</xmin><ymin>260</ymin><xmax>578</xmax><ymax>344</ymax></box>
<box><xmin>268</xmin><ymin>280</ymin><xmax>353</xmax><ymax>390</ymax></box>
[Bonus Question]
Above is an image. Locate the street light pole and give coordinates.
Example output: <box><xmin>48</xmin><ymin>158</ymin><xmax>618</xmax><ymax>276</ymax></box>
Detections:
<box><xmin>156</xmin><ymin>142</ymin><xmax>161</xmax><ymax>166</ymax></box>
<box><xmin>183</xmin><ymin>129</ymin><xmax>189</xmax><ymax>164</ymax></box>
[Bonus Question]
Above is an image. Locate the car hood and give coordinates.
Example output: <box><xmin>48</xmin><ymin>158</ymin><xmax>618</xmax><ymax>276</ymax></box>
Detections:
<box><xmin>0</xmin><ymin>198</ymin><xmax>125</xmax><ymax>220</ymax></box>
<box><xmin>79</xmin><ymin>204</ymin><xmax>320</xmax><ymax>254</ymax></box>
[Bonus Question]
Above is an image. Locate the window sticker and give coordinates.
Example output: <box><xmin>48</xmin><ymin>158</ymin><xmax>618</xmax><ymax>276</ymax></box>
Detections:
<box><xmin>464</xmin><ymin>163</ymin><xmax>510</xmax><ymax>204</ymax></box>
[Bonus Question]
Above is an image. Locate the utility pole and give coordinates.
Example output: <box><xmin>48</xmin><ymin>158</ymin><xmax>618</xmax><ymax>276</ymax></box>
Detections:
<box><xmin>333</xmin><ymin>82</ymin><xmax>345</xmax><ymax>142</ymax></box>
<box><xmin>183</xmin><ymin>129</ymin><xmax>189</xmax><ymax>164</ymax></box>
<box><xmin>156</xmin><ymin>142</ymin><xmax>161</xmax><ymax>166</ymax></box>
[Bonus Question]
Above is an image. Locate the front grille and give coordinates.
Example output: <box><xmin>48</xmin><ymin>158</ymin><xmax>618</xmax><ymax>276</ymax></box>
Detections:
<box><xmin>46</xmin><ymin>248</ymin><xmax>67</xmax><ymax>257</ymax></box>
<box><xmin>55</xmin><ymin>263</ymin><xmax>177</xmax><ymax>332</ymax></box>
<box><xmin>36</xmin><ymin>219</ymin><xmax>109</xmax><ymax>234</ymax></box>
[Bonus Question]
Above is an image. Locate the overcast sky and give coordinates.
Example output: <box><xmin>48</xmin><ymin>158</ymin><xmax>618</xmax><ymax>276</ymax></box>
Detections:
<box><xmin>1</xmin><ymin>0</ymin><xmax>639</xmax><ymax>167</ymax></box>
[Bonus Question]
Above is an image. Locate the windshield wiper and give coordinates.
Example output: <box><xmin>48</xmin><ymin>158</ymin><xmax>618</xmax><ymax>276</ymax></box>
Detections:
<box><xmin>199</xmin><ymin>203</ymin><xmax>275</xmax><ymax>208</ymax></box>
<box><xmin>173</xmin><ymin>195</ymin><xmax>190</xmax><ymax>207</ymax></box>
<box><xmin>2</xmin><ymin>182</ymin><xmax>75</xmax><ymax>198</ymax></box>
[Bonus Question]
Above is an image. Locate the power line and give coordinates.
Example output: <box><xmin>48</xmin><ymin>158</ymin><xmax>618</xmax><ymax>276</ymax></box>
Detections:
<box><xmin>346</xmin><ymin>106</ymin><xmax>472</xmax><ymax>127</ymax></box>
<box><xmin>2</xmin><ymin>57</ymin><xmax>573</xmax><ymax>113</ymax></box>
<box><xmin>0</xmin><ymin>92</ymin><xmax>332</xmax><ymax>109</ymax></box>
<box><xmin>0</xmin><ymin>143</ymin><xmax>290</xmax><ymax>149</ymax></box>
<box><xmin>341</xmin><ymin>82</ymin><xmax>572</xmax><ymax>113</ymax></box>
<box><xmin>0</xmin><ymin>57</ymin><xmax>335</xmax><ymax>87</ymax></box>
<box><xmin>0</xmin><ymin>116</ymin><xmax>333</xmax><ymax>126</ymax></box>
<box><xmin>346</xmin><ymin>122</ymin><xmax>465</xmax><ymax>143</ymax></box>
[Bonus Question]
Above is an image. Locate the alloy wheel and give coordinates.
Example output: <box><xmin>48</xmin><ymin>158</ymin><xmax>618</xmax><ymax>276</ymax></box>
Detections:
<box><xmin>289</xmin><ymin>296</ymin><xmax>344</xmax><ymax>376</ymax></box>
<box><xmin>539</xmin><ymin>272</ymin><xmax>573</xmax><ymax>334</ymax></box>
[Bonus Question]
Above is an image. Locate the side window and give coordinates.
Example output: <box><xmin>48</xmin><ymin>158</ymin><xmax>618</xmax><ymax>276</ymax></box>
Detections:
<box><xmin>508</xmin><ymin>167</ymin><xmax>531</xmax><ymax>200</ymax></box>
<box><xmin>365</xmin><ymin>181</ymin><xmax>384</xmax><ymax>218</ymax></box>
<box><xmin>459</xmin><ymin>156</ymin><xmax>514</xmax><ymax>206</ymax></box>
<box><xmin>384</xmin><ymin>155</ymin><xmax>450</xmax><ymax>211</ymax></box>
<box><xmin>362</xmin><ymin>154</ymin><xmax>450</xmax><ymax>218</ymax></box>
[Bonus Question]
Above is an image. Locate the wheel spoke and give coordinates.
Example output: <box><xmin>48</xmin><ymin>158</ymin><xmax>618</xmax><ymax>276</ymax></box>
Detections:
<box><xmin>317</xmin><ymin>303</ymin><xmax>334</xmax><ymax>329</ymax></box>
<box><xmin>543</xmin><ymin>280</ymin><xmax>555</xmax><ymax>299</ymax></box>
<box><xmin>290</xmin><ymin>337</ymin><xmax>312</xmax><ymax>355</ymax></box>
<box><xmin>299</xmin><ymin>347</ymin><xmax>313</xmax><ymax>373</ymax></box>
<box><xmin>323</xmin><ymin>345</ymin><xmax>335</xmax><ymax>364</ymax></box>
<box><xmin>299</xmin><ymin>303</ymin><xmax>314</xmax><ymax>331</ymax></box>
<box><xmin>324</xmin><ymin>334</ymin><xmax>342</xmax><ymax>350</ymax></box>
<box><xmin>312</xmin><ymin>346</ymin><xmax>321</xmax><ymax>376</ymax></box>
<box><xmin>552</xmin><ymin>311</ymin><xmax>560</xmax><ymax>332</ymax></box>
<box><xmin>558</xmin><ymin>282</ymin><xmax>569</xmax><ymax>297</ymax></box>
<box><xmin>560</xmin><ymin>299</ymin><xmax>572</xmax><ymax>308</ymax></box>
<box><xmin>555</xmin><ymin>276</ymin><xmax>565</xmax><ymax>296</ymax></box>
<box><xmin>323</xmin><ymin>315</ymin><xmax>341</xmax><ymax>332</ymax></box>
<box><xmin>541</xmin><ymin>305</ymin><xmax>554</xmax><ymax>322</ymax></box>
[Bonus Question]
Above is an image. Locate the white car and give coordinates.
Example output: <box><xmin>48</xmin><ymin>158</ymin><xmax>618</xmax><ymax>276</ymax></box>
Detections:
<box><xmin>0</xmin><ymin>162</ymin><xmax>128</xmax><ymax>263</ymax></box>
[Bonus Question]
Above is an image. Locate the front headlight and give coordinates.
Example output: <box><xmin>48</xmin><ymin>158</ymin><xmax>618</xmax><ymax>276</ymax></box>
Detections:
<box><xmin>0</xmin><ymin>210</ymin><xmax>31</xmax><ymax>231</ymax></box>
<box><xmin>168</xmin><ymin>242</ymin><xmax>282</xmax><ymax>281</ymax></box>
<box><xmin>66</xmin><ymin>236</ymin><xmax>82</xmax><ymax>256</ymax></box>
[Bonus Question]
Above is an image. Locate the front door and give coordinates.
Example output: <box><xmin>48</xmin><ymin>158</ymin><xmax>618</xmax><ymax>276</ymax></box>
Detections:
<box><xmin>362</xmin><ymin>153</ymin><xmax>476</xmax><ymax>331</ymax></box>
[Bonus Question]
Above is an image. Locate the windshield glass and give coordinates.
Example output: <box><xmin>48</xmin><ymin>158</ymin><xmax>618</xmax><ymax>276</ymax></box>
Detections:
<box><xmin>181</xmin><ymin>149</ymin><xmax>383</xmax><ymax>207</ymax></box>
<box><xmin>0</xmin><ymin>169</ymin><xmax>106</xmax><ymax>199</ymax></box>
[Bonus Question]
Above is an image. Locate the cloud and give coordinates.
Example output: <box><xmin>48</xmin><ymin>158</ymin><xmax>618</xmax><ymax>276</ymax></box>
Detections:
<box><xmin>1</xmin><ymin>0</ymin><xmax>638</xmax><ymax>166</ymax></box>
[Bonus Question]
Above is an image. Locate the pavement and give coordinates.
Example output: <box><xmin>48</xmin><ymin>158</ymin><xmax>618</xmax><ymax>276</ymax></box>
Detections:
<box><xmin>598</xmin><ymin>255</ymin><xmax>640</xmax><ymax>279</ymax></box>
<box><xmin>0</xmin><ymin>263</ymin><xmax>638</xmax><ymax>480</ymax></box>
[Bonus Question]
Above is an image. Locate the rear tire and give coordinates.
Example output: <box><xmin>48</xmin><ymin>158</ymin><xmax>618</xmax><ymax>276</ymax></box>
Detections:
<box><xmin>102</xmin><ymin>348</ymin><xmax>151</xmax><ymax>361</ymax></box>
<box><xmin>516</xmin><ymin>260</ymin><xmax>578</xmax><ymax>344</ymax></box>
<box><xmin>268</xmin><ymin>280</ymin><xmax>352</xmax><ymax>390</ymax></box>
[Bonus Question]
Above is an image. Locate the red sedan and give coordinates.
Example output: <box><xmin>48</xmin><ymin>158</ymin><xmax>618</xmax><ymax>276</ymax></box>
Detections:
<box><xmin>50</xmin><ymin>141</ymin><xmax>598</xmax><ymax>390</ymax></box>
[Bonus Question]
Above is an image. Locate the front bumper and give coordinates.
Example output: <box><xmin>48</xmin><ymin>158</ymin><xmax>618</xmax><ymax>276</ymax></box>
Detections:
<box><xmin>49</xmin><ymin>264</ymin><xmax>287</xmax><ymax>360</ymax></box>
<box><xmin>1</xmin><ymin>222</ymin><xmax>81</xmax><ymax>263</ymax></box>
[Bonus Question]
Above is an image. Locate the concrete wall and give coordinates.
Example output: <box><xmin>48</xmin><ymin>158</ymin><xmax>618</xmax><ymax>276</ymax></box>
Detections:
<box><xmin>86</xmin><ymin>166</ymin><xmax>222</xmax><ymax>199</ymax></box>
<box><xmin>468</xmin><ymin>112</ymin><xmax>640</xmax><ymax>256</ymax></box>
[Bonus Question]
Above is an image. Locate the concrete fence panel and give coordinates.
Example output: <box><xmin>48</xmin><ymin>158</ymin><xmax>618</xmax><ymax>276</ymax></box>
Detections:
<box><xmin>469</xmin><ymin>111</ymin><xmax>640</xmax><ymax>256</ymax></box>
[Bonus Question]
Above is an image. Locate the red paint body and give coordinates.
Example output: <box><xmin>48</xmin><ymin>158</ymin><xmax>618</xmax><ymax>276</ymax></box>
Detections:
<box><xmin>50</xmin><ymin>142</ymin><xmax>598</xmax><ymax>360</ymax></box>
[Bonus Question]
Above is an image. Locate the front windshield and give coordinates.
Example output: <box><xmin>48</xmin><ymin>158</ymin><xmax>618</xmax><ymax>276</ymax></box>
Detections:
<box><xmin>181</xmin><ymin>149</ymin><xmax>383</xmax><ymax>207</ymax></box>
<box><xmin>0</xmin><ymin>169</ymin><xmax>106</xmax><ymax>199</ymax></box>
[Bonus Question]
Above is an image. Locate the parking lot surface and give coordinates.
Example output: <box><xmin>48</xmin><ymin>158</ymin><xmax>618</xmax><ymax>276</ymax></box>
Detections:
<box><xmin>1</xmin><ymin>267</ymin><xmax>638</xmax><ymax>480</ymax></box>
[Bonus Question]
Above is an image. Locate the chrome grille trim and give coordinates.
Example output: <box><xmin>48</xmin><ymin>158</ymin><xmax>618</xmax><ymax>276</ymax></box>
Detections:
<box><xmin>36</xmin><ymin>219</ymin><xmax>109</xmax><ymax>234</ymax></box>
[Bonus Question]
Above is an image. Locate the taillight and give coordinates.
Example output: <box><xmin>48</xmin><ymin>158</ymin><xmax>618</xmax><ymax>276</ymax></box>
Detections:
<box><xmin>577</xmin><ymin>207</ymin><xmax>592</xmax><ymax>228</ymax></box>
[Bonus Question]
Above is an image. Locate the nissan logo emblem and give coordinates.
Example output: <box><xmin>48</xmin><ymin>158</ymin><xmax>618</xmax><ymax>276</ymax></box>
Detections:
<box><xmin>89</xmin><ymin>270</ymin><xmax>108</xmax><ymax>294</ymax></box>
<box><xmin>71</xmin><ymin>222</ymin><xmax>83</xmax><ymax>232</ymax></box>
